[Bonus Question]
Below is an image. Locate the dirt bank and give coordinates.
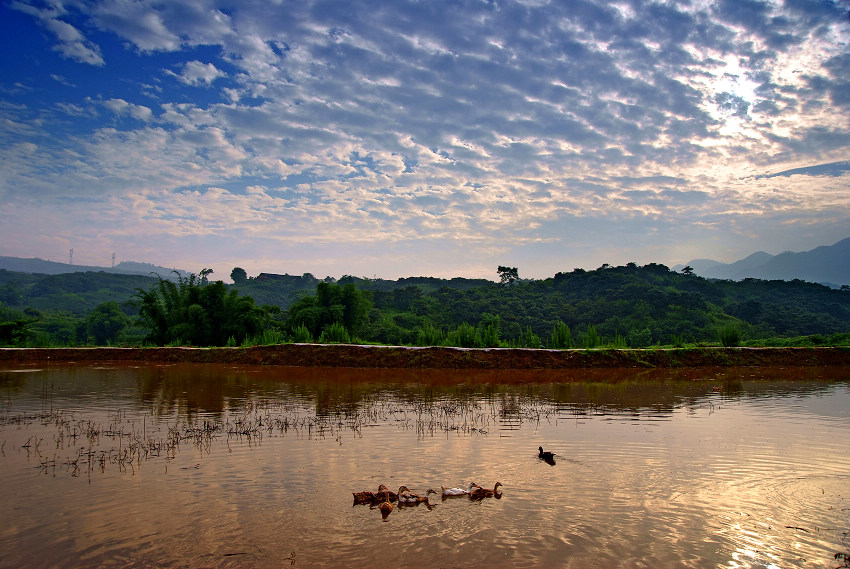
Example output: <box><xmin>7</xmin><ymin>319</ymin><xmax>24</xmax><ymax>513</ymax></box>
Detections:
<box><xmin>2</xmin><ymin>344</ymin><xmax>850</xmax><ymax>369</ymax></box>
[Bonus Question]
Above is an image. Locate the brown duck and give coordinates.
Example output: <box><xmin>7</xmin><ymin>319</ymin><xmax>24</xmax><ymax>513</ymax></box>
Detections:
<box><xmin>353</xmin><ymin>484</ymin><xmax>397</xmax><ymax>504</ymax></box>
<box><xmin>469</xmin><ymin>482</ymin><xmax>503</xmax><ymax>499</ymax></box>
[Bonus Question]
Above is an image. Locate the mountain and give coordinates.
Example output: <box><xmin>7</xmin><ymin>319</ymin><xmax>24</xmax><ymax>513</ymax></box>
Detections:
<box><xmin>0</xmin><ymin>256</ymin><xmax>188</xmax><ymax>279</ymax></box>
<box><xmin>675</xmin><ymin>237</ymin><xmax>850</xmax><ymax>286</ymax></box>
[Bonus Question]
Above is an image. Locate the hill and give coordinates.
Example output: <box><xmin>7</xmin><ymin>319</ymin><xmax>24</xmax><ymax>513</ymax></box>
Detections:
<box><xmin>2</xmin><ymin>263</ymin><xmax>849</xmax><ymax>348</ymax></box>
<box><xmin>674</xmin><ymin>237</ymin><xmax>850</xmax><ymax>286</ymax></box>
<box><xmin>0</xmin><ymin>270</ymin><xmax>161</xmax><ymax>315</ymax></box>
<box><xmin>0</xmin><ymin>256</ymin><xmax>189</xmax><ymax>279</ymax></box>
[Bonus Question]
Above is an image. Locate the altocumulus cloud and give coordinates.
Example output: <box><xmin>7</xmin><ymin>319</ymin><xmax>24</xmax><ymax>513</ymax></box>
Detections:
<box><xmin>0</xmin><ymin>0</ymin><xmax>848</xmax><ymax>279</ymax></box>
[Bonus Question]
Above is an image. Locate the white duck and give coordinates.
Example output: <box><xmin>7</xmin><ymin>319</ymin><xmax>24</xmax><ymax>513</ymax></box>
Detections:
<box><xmin>441</xmin><ymin>482</ymin><xmax>478</xmax><ymax>496</ymax></box>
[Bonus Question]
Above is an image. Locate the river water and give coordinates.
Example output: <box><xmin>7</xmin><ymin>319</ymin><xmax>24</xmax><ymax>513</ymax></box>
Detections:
<box><xmin>0</xmin><ymin>363</ymin><xmax>848</xmax><ymax>569</ymax></box>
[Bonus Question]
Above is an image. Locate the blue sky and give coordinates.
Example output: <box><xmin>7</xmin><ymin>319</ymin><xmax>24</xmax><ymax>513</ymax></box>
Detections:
<box><xmin>1</xmin><ymin>0</ymin><xmax>849</xmax><ymax>281</ymax></box>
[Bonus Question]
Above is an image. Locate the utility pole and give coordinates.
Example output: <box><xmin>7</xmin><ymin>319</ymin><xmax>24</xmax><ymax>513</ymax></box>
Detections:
<box><xmin>69</xmin><ymin>248</ymin><xmax>73</xmax><ymax>265</ymax></box>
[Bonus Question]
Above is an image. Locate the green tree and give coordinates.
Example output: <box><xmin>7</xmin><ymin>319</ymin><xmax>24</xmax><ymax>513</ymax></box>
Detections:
<box><xmin>135</xmin><ymin>273</ymin><xmax>268</xmax><ymax>346</ymax></box>
<box><xmin>718</xmin><ymin>323</ymin><xmax>742</xmax><ymax>347</ymax></box>
<box><xmin>230</xmin><ymin>267</ymin><xmax>248</xmax><ymax>284</ymax></box>
<box><xmin>584</xmin><ymin>324</ymin><xmax>603</xmax><ymax>348</ymax></box>
<box><xmin>514</xmin><ymin>326</ymin><xmax>541</xmax><ymax>348</ymax></box>
<box><xmin>85</xmin><ymin>301</ymin><xmax>130</xmax><ymax>345</ymax></box>
<box><xmin>286</xmin><ymin>282</ymin><xmax>372</xmax><ymax>339</ymax></box>
<box><xmin>497</xmin><ymin>266</ymin><xmax>519</xmax><ymax>285</ymax></box>
<box><xmin>0</xmin><ymin>319</ymin><xmax>31</xmax><ymax>346</ymax></box>
<box><xmin>548</xmin><ymin>321</ymin><xmax>571</xmax><ymax>349</ymax></box>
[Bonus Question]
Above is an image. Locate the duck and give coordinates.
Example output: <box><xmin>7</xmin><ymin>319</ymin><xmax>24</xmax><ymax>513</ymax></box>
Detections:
<box><xmin>441</xmin><ymin>482</ymin><xmax>478</xmax><ymax>496</ymax></box>
<box><xmin>352</xmin><ymin>490</ymin><xmax>379</xmax><ymax>504</ymax></box>
<box><xmin>398</xmin><ymin>486</ymin><xmax>438</xmax><ymax>504</ymax></box>
<box><xmin>378</xmin><ymin>489</ymin><xmax>394</xmax><ymax>518</ymax></box>
<box><xmin>469</xmin><ymin>482</ymin><xmax>503</xmax><ymax>499</ymax></box>
<box><xmin>376</xmin><ymin>484</ymin><xmax>399</xmax><ymax>501</ymax></box>
<box><xmin>538</xmin><ymin>446</ymin><xmax>555</xmax><ymax>461</ymax></box>
<box><xmin>352</xmin><ymin>484</ymin><xmax>396</xmax><ymax>504</ymax></box>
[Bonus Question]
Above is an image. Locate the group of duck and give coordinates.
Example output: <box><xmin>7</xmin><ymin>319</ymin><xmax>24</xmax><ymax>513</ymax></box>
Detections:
<box><xmin>353</xmin><ymin>447</ymin><xmax>555</xmax><ymax>519</ymax></box>
<box><xmin>353</xmin><ymin>482</ymin><xmax>503</xmax><ymax>518</ymax></box>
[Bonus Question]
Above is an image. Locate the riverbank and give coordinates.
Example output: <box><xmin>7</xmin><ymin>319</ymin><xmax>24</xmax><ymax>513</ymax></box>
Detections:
<box><xmin>2</xmin><ymin>344</ymin><xmax>850</xmax><ymax>369</ymax></box>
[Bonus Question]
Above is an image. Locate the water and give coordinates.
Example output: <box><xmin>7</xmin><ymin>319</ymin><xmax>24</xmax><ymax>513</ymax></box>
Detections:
<box><xmin>1</xmin><ymin>363</ymin><xmax>848</xmax><ymax>568</ymax></box>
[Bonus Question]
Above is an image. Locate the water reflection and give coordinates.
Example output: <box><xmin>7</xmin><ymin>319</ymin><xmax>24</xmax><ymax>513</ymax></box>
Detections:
<box><xmin>5</xmin><ymin>362</ymin><xmax>846</xmax><ymax>416</ymax></box>
<box><xmin>1</xmin><ymin>363</ymin><xmax>848</xmax><ymax>569</ymax></box>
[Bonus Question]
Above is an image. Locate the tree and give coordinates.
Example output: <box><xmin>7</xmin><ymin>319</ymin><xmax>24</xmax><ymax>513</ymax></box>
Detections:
<box><xmin>681</xmin><ymin>266</ymin><xmax>694</xmax><ymax>276</ymax></box>
<box><xmin>0</xmin><ymin>319</ymin><xmax>31</xmax><ymax>346</ymax></box>
<box><xmin>497</xmin><ymin>266</ymin><xmax>519</xmax><ymax>285</ymax></box>
<box><xmin>286</xmin><ymin>282</ymin><xmax>372</xmax><ymax>339</ymax></box>
<box><xmin>135</xmin><ymin>272</ymin><xmax>268</xmax><ymax>346</ymax></box>
<box><xmin>85</xmin><ymin>301</ymin><xmax>130</xmax><ymax>345</ymax></box>
<box><xmin>230</xmin><ymin>267</ymin><xmax>248</xmax><ymax>284</ymax></box>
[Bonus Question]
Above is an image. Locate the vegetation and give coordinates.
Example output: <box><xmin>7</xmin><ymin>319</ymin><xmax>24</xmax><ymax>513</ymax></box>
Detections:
<box><xmin>135</xmin><ymin>273</ymin><xmax>270</xmax><ymax>346</ymax></box>
<box><xmin>84</xmin><ymin>301</ymin><xmax>131</xmax><ymax>345</ymax></box>
<box><xmin>0</xmin><ymin>263</ymin><xmax>848</xmax><ymax>349</ymax></box>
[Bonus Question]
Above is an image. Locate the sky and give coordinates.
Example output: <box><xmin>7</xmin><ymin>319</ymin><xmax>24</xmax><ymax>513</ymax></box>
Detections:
<box><xmin>1</xmin><ymin>0</ymin><xmax>849</xmax><ymax>282</ymax></box>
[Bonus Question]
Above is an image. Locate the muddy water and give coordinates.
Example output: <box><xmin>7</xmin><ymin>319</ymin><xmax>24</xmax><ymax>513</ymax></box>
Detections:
<box><xmin>0</xmin><ymin>364</ymin><xmax>848</xmax><ymax>569</ymax></box>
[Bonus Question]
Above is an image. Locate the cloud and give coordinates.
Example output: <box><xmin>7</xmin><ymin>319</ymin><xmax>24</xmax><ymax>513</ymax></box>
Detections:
<box><xmin>170</xmin><ymin>60</ymin><xmax>226</xmax><ymax>86</ymax></box>
<box><xmin>715</xmin><ymin>91</ymin><xmax>751</xmax><ymax>118</ymax></box>
<box><xmin>3</xmin><ymin>0</ymin><xmax>850</xmax><ymax>278</ymax></box>
<box><xmin>11</xmin><ymin>0</ymin><xmax>104</xmax><ymax>65</ymax></box>
<box><xmin>102</xmin><ymin>98</ymin><xmax>154</xmax><ymax>121</ymax></box>
<box><xmin>90</xmin><ymin>0</ymin><xmax>181</xmax><ymax>51</ymax></box>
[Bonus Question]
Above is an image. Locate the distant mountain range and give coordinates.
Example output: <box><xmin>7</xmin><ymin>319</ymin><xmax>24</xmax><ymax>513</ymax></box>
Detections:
<box><xmin>673</xmin><ymin>237</ymin><xmax>850</xmax><ymax>287</ymax></box>
<box><xmin>0</xmin><ymin>256</ymin><xmax>188</xmax><ymax>279</ymax></box>
<box><xmin>3</xmin><ymin>237</ymin><xmax>848</xmax><ymax>289</ymax></box>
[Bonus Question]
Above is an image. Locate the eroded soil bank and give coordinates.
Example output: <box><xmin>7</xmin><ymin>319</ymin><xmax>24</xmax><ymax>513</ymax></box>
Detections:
<box><xmin>1</xmin><ymin>344</ymin><xmax>850</xmax><ymax>369</ymax></box>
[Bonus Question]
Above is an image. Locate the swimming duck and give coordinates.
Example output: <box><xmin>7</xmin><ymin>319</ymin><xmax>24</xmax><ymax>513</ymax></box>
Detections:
<box><xmin>538</xmin><ymin>446</ymin><xmax>555</xmax><ymax>460</ymax></box>
<box><xmin>376</xmin><ymin>484</ymin><xmax>399</xmax><ymax>501</ymax></box>
<box><xmin>398</xmin><ymin>487</ymin><xmax>438</xmax><ymax>504</ymax></box>
<box><xmin>353</xmin><ymin>490</ymin><xmax>379</xmax><ymax>504</ymax></box>
<box><xmin>441</xmin><ymin>482</ymin><xmax>478</xmax><ymax>496</ymax></box>
<box><xmin>353</xmin><ymin>484</ymin><xmax>396</xmax><ymax>504</ymax></box>
<box><xmin>469</xmin><ymin>482</ymin><xmax>503</xmax><ymax>499</ymax></box>
<box><xmin>378</xmin><ymin>489</ymin><xmax>394</xmax><ymax>518</ymax></box>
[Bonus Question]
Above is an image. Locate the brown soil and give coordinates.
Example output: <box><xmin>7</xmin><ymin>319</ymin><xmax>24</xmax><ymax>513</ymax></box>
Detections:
<box><xmin>1</xmin><ymin>344</ymin><xmax>849</xmax><ymax>369</ymax></box>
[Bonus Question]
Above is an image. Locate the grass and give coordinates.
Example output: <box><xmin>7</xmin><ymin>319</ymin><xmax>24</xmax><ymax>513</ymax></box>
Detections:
<box><xmin>1</xmin><ymin>390</ymin><xmax>577</xmax><ymax>477</ymax></box>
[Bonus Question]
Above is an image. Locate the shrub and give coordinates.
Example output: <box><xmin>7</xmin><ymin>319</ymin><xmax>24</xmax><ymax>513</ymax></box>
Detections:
<box><xmin>718</xmin><ymin>323</ymin><xmax>742</xmax><ymax>347</ymax></box>
<box><xmin>628</xmin><ymin>327</ymin><xmax>652</xmax><ymax>348</ymax></box>
<box><xmin>416</xmin><ymin>322</ymin><xmax>444</xmax><ymax>346</ymax></box>
<box><xmin>479</xmin><ymin>323</ymin><xmax>501</xmax><ymax>347</ymax></box>
<box><xmin>319</xmin><ymin>321</ymin><xmax>351</xmax><ymax>344</ymax></box>
<box><xmin>446</xmin><ymin>322</ymin><xmax>480</xmax><ymax>348</ymax></box>
<box><xmin>548</xmin><ymin>321</ymin><xmax>571</xmax><ymax>349</ymax></box>
<box><xmin>584</xmin><ymin>324</ymin><xmax>603</xmax><ymax>349</ymax></box>
<box><xmin>515</xmin><ymin>326</ymin><xmax>541</xmax><ymax>348</ymax></box>
<box><xmin>243</xmin><ymin>328</ymin><xmax>285</xmax><ymax>346</ymax></box>
<box><xmin>611</xmin><ymin>332</ymin><xmax>627</xmax><ymax>349</ymax></box>
<box><xmin>291</xmin><ymin>323</ymin><xmax>313</xmax><ymax>343</ymax></box>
